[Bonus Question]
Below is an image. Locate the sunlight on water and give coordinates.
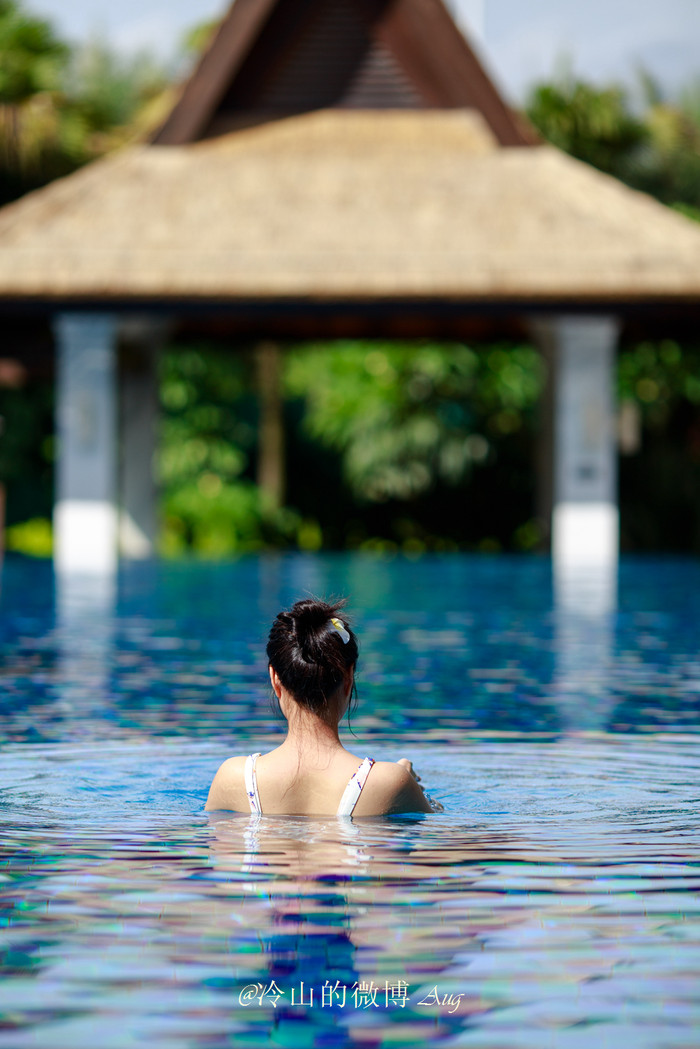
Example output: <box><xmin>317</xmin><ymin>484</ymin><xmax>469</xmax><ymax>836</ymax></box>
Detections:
<box><xmin>1</xmin><ymin>554</ymin><xmax>699</xmax><ymax>1048</ymax></box>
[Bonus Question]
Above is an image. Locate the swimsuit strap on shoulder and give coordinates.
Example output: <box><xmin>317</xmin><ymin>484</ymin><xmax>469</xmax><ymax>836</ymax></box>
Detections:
<box><xmin>244</xmin><ymin>753</ymin><xmax>262</xmax><ymax>815</ymax></box>
<box><xmin>336</xmin><ymin>757</ymin><xmax>375</xmax><ymax>817</ymax></box>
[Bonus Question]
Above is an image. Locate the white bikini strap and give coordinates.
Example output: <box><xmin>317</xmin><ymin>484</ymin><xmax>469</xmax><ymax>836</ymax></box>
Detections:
<box><xmin>336</xmin><ymin>757</ymin><xmax>375</xmax><ymax>817</ymax></box>
<box><xmin>244</xmin><ymin>753</ymin><xmax>262</xmax><ymax>815</ymax></box>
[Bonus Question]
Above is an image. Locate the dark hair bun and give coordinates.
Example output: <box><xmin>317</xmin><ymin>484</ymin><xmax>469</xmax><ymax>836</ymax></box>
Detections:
<box><xmin>267</xmin><ymin>598</ymin><xmax>358</xmax><ymax>712</ymax></box>
<box><xmin>293</xmin><ymin>599</ymin><xmax>335</xmax><ymax>635</ymax></box>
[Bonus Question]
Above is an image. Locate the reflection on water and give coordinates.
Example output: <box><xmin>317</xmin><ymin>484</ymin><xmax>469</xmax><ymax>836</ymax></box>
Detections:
<box><xmin>1</xmin><ymin>740</ymin><xmax>699</xmax><ymax>1048</ymax></box>
<box><xmin>1</xmin><ymin>554</ymin><xmax>700</xmax><ymax>742</ymax></box>
<box><xmin>1</xmin><ymin>554</ymin><xmax>700</xmax><ymax>1047</ymax></box>
<box><xmin>554</xmin><ymin>560</ymin><xmax>617</xmax><ymax>616</ymax></box>
<box><xmin>554</xmin><ymin>566</ymin><xmax>616</xmax><ymax>735</ymax></box>
<box><xmin>55</xmin><ymin>573</ymin><xmax>116</xmax><ymax>741</ymax></box>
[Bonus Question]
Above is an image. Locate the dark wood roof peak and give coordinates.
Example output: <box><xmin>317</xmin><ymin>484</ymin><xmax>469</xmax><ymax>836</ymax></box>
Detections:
<box><xmin>153</xmin><ymin>0</ymin><xmax>534</xmax><ymax>147</ymax></box>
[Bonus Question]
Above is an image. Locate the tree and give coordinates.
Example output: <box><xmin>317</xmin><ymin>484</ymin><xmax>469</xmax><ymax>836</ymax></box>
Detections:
<box><xmin>0</xmin><ymin>363</ymin><xmax>53</xmax><ymax>556</ymax></box>
<box><xmin>526</xmin><ymin>73</ymin><xmax>700</xmax><ymax>217</ymax></box>
<box><xmin>0</xmin><ymin>0</ymin><xmax>169</xmax><ymax>206</ymax></box>
<box><xmin>0</xmin><ymin>0</ymin><xmax>67</xmax><ymax>104</ymax></box>
<box><xmin>64</xmin><ymin>38</ymin><xmax>170</xmax><ymax>148</ymax></box>
<box><xmin>284</xmin><ymin>340</ymin><xmax>545</xmax><ymax>550</ymax></box>
<box><xmin>0</xmin><ymin>0</ymin><xmax>77</xmax><ymax>201</ymax></box>
<box><xmin>618</xmin><ymin>338</ymin><xmax>700</xmax><ymax>550</ymax></box>
<box><xmin>526</xmin><ymin>78</ymin><xmax>647</xmax><ymax>176</ymax></box>
<box><xmin>158</xmin><ymin>345</ymin><xmax>299</xmax><ymax>555</ymax></box>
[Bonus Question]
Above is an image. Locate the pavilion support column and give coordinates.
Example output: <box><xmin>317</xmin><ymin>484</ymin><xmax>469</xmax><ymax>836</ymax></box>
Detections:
<box><xmin>118</xmin><ymin>318</ymin><xmax>167</xmax><ymax>559</ymax></box>
<box><xmin>549</xmin><ymin>315</ymin><xmax>620</xmax><ymax>610</ymax></box>
<box><xmin>256</xmin><ymin>340</ymin><xmax>285</xmax><ymax>511</ymax></box>
<box><xmin>54</xmin><ymin>314</ymin><xmax>118</xmax><ymax>575</ymax></box>
<box><xmin>528</xmin><ymin>318</ymin><xmax>556</xmax><ymax>549</ymax></box>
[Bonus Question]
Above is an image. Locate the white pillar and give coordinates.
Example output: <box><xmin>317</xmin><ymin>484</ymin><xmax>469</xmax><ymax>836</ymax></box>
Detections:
<box><xmin>118</xmin><ymin>319</ymin><xmax>163</xmax><ymax>558</ymax></box>
<box><xmin>551</xmin><ymin>316</ymin><xmax>619</xmax><ymax>612</ymax></box>
<box><xmin>54</xmin><ymin>314</ymin><xmax>118</xmax><ymax>574</ymax></box>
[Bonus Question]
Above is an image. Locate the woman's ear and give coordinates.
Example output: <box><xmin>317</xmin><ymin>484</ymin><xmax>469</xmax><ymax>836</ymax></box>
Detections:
<box><xmin>269</xmin><ymin>665</ymin><xmax>282</xmax><ymax>698</ymax></box>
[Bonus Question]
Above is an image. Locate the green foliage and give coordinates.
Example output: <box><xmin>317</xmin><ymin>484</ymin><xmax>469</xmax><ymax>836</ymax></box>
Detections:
<box><xmin>155</xmin><ymin>340</ymin><xmax>546</xmax><ymax>555</ymax></box>
<box><xmin>0</xmin><ymin>0</ymin><xmax>77</xmax><ymax>197</ymax></box>
<box><xmin>672</xmin><ymin>202</ymin><xmax>700</xmax><ymax>223</ymax></box>
<box><xmin>285</xmin><ymin>341</ymin><xmax>544</xmax><ymax>503</ymax></box>
<box><xmin>0</xmin><ymin>378</ymin><xmax>53</xmax><ymax>523</ymax></box>
<box><xmin>0</xmin><ymin>0</ymin><xmax>67</xmax><ymax>104</ymax></box>
<box><xmin>619</xmin><ymin>339</ymin><xmax>700</xmax><ymax>424</ymax></box>
<box><xmin>636</xmin><ymin>103</ymin><xmax>700</xmax><ymax>211</ymax></box>
<box><xmin>618</xmin><ymin>340</ymin><xmax>700</xmax><ymax>550</ymax></box>
<box><xmin>64</xmin><ymin>40</ymin><xmax>168</xmax><ymax>137</ymax></box>
<box><xmin>526</xmin><ymin>72</ymin><xmax>700</xmax><ymax>214</ymax></box>
<box><xmin>0</xmin><ymin>0</ymin><xmax>170</xmax><ymax>205</ymax></box>
<box><xmin>0</xmin><ymin>374</ymin><xmax>53</xmax><ymax>559</ymax></box>
<box><xmin>159</xmin><ymin>346</ymin><xmax>299</xmax><ymax>555</ymax></box>
<box><xmin>527</xmin><ymin>79</ymin><xmax>647</xmax><ymax>174</ymax></box>
<box><xmin>5</xmin><ymin>516</ymin><xmax>52</xmax><ymax>556</ymax></box>
<box><xmin>679</xmin><ymin>78</ymin><xmax>700</xmax><ymax>127</ymax></box>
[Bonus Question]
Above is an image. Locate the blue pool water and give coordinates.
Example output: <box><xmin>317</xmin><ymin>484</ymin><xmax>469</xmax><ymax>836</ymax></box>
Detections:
<box><xmin>1</xmin><ymin>554</ymin><xmax>699</xmax><ymax>1048</ymax></box>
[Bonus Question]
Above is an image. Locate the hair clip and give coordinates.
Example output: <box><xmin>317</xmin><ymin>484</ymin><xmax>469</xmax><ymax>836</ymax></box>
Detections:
<box><xmin>330</xmin><ymin>617</ymin><xmax>350</xmax><ymax>644</ymax></box>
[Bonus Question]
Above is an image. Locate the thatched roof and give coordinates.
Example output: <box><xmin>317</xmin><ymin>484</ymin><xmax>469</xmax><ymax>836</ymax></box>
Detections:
<box><xmin>1</xmin><ymin>109</ymin><xmax>700</xmax><ymax>306</ymax></box>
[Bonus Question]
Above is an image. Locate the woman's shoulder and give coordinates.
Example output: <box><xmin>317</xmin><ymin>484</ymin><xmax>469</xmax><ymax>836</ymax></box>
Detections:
<box><xmin>205</xmin><ymin>754</ymin><xmax>250</xmax><ymax>812</ymax></box>
<box><xmin>354</xmin><ymin>759</ymin><xmax>433</xmax><ymax>816</ymax></box>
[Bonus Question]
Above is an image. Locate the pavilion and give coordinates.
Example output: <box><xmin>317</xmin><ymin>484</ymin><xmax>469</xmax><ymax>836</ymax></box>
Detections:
<box><xmin>1</xmin><ymin>0</ymin><xmax>699</xmax><ymax>579</ymax></box>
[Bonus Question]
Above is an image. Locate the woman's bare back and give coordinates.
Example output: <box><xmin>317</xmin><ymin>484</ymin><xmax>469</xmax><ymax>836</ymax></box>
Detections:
<box><xmin>206</xmin><ymin>747</ymin><xmax>431</xmax><ymax>816</ymax></box>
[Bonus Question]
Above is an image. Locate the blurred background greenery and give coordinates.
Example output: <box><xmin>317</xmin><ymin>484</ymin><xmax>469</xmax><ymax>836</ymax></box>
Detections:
<box><xmin>2</xmin><ymin>0</ymin><xmax>700</xmax><ymax>558</ymax></box>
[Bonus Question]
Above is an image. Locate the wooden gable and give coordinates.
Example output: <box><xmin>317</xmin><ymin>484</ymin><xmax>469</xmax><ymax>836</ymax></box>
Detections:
<box><xmin>154</xmin><ymin>0</ymin><xmax>532</xmax><ymax>146</ymax></box>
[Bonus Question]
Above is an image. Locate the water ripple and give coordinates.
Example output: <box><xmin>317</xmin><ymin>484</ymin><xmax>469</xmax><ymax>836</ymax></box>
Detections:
<box><xmin>1</xmin><ymin>556</ymin><xmax>700</xmax><ymax>1047</ymax></box>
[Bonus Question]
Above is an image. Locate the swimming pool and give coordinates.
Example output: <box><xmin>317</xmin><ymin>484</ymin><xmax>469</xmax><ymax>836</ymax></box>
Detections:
<box><xmin>1</xmin><ymin>554</ymin><xmax>699</xmax><ymax>1047</ymax></box>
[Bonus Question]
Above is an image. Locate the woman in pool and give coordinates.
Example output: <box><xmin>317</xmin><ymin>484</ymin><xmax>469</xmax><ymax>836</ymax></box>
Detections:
<box><xmin>206</xmin><ymin>598</ymin><xmax>432</xmax><ymax>816</ymax></box>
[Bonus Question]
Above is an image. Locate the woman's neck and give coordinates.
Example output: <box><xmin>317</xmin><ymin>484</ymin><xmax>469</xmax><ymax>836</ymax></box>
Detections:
<box><xmin>281</xmin><ymin>706</ymin><xmax>344</xmax><ymax>758</ymax></box>
<box><xmin>275</xmin><ymin>681</ymin><xmax>350</xmax><ymax>759</ymax></box>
